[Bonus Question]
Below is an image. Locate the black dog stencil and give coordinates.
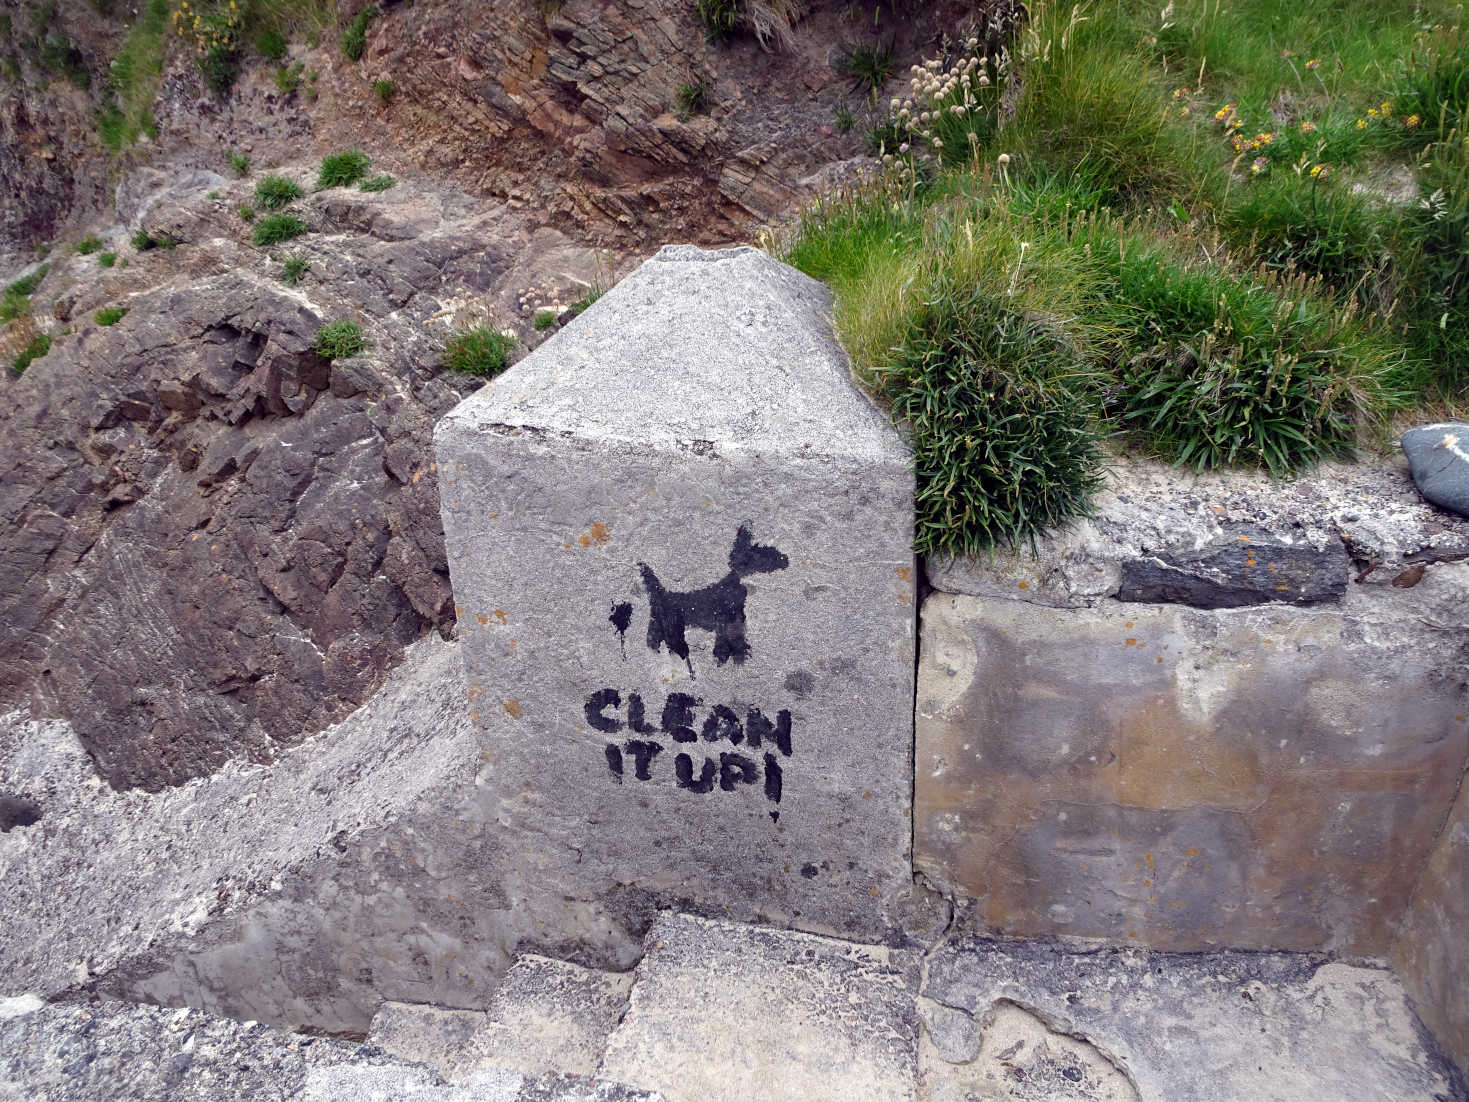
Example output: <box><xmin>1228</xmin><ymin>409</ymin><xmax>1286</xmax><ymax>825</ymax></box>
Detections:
<box><xmin>627</xmin><ymin>525</ymin><xmax>789</xmax><ymax>674</ymax></box>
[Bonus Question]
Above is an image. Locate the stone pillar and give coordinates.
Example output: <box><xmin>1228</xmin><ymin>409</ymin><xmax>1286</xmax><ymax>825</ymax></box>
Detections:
<box><xmin>435</xmin><ymin>246</ymin><xmax>916</xmax><ymax>942</ymax></box>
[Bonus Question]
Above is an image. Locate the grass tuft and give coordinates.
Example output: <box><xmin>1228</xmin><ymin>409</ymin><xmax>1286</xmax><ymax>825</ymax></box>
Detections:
<box><xmin>443</xmin><ymin>326</ymin><xmax>516</xmax><ymax>376</ymax></box>
<box><xmin>251</xmin><ymin>212</ymin><xmax>307</xmax><ymax>246</ymax></box>
<box><xmin>254</xmin><ymin>174</ymin><xmax>304</xmax><ymax>210</ymax></box>
<box><xmin>13</xmin><ymin>333</ymin><xmax>51</xmax><ymax>374</ymax></box>
<box><xmin>75</xmin><ymin>237</ymin><xmax>103</xmax><ymax>255</ymax></box>
<box><xmin>317</xmin><ymin>149</ymin><xmax>371</xmax><ymax>188</ymax></box>
<box><xmin>95</xmin><ymin>306</ymin><xmax>127</xmax><ymax>326</ymax></box>
<box><xmin>358</xmin><ymin>173</ymin><xmax>395</xmax><ymax>192</ymax></box>
<box><xmin>339</xmin><ymin>4</ymin><xmax>377</xmax><ymax>62</ymax></box>
<box><xmin>674</xmin><ymin>77</ymin><xmax>711</xmax><ymax>120</ymax></box>
<box><xmin>280</xmin><ymin>252</ymin><xmax>309</xmax><ymax>285</ymax></box>
<box><xmin>373</xmin><ymin>78</ymin><xmax>394</xmax><ymax>104</ymax></box>
<box><xmin>229</xmin><ymin>151</ymin><xmax>251</xmax><ymax>177</ymax></box>
<box><xmin>99</xmin><ymin>251</ymin><xmax>116</xmax><ymax>267</ymax></box>
<box><xmin>316</xmin><ymin>320</ymin><xmax>368</xmax><ymax>360</ymax></box>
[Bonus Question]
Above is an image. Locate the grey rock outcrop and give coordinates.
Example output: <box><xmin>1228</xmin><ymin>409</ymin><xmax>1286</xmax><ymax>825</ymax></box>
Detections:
<box><xmin>0</xmin><ymin>169</ymin><xmax>594</xmax><ymax>790</ymax></box>
<box><xmin>1402</xmin><ymin>422</ymin><xmax>1469</xmax><ymax>518</ymax></box>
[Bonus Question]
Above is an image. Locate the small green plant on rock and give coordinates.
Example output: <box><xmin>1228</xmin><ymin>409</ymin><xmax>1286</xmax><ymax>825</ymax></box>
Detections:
<box><xmin>836</xmin><ymin>39</ymin><xmax>896</xmax><ymax>99</ymax></box>
<box><xmin>131</xmin><ymin>228</ymin><xmax>156</xmax><ymax>250</ymax></box>
<box><xmin>373</xmin><ymin>78</ymin><xmax>395</xmax><ymax>104</ymax></box>
<box><xmin>533</xmin><ymin>308</ymin><xmax>558</xmax><ymax>331</ymax></box>
<box><xmin>98</xmin><ymin>251</ymin><xmax>116</xmax><ymax>267</ymax></box>
<box><xmin>252</xmin><ymin>213</ymin><xmax>307</xmax><ymax>246</ymax></box>
<box><xmin>255</xmin><ymin>27</ymin><xmax>287</xmax><ymax>61</ymax></box>
<box><xmin>3</xmin><ymin>267</ymin><xmax>48</xmax><ymax>323</ymax></box>
<box><xmin>229</xmin><ymin>151</ymin><xmax>251</xmax><ymax>176</ymax></box>
<box><xmin>340</xmin><ymin>5</ymin><xmax>378</xmax><ymax>62</ymax></box>
<box><xmin>674</xmin><ymin>77</ymin><xmax>711</xmax><ymax>120</ymax></box>
<box><xmin>358</xmin><ymin>173</ymin><xmax>395</xmax><ymax>192</ymax></box>
<box><xmin>95</xmin><ymin>306</ymin><xmax>126</xmax><ymax>326</ymax></box>
<box><xmin>238</xmin><ymin>204</ymin><xmax>256</xmax><ymax>222</ymax></box>
<box><xmin>695</xmin><ymin>0</ymin><xmax>738</xmax><ymax>41</ymax></box>
<box><xmin>280</xmin><ymin>253</ymin><xmax>310</xmax><ymax>285</ymax></box>
<box><xmin>273</xmin><ymin>61</ymin><xmax>304</xmax><ymax>94</ymax></box>
<box><xmin>75</xmin><ymin>236</ymin><xmax>103</xmax><ymax>255</ymax></box>
<box><xmin>254</xmin><ymin>174</ymin><xmax>304</xmax><ymax>210</ymax></box>
<box><xmin>444</xmin><ymin>326</ymin><xmax>516</xmax><ymax>376</ymax></box>
<box><xmin>13</xmin><ymin>333</ymin><xmax>51</xmax><ymax>374</ymax></box>
<box><xmin>316</xmin><ymin>320</ymin><xmax>368</xmax><ymax>360</ymax></box>
<box><xmin>317</xmin><ymin>149</ymin><xmax>371</xmax><ymax>188</ymax></box>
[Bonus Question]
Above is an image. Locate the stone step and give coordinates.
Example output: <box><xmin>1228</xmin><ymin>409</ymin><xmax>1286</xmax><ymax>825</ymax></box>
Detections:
<box><xmin>916</xmin><ymin>936</ymin><xmax>1465</xmax><ymax>1102</ymax></box>
<box><xmin>597</xmin><ymin>912</ymin><xmax>920</xmax><ymax>1102</ymax></box>
<box><xmin>367</xmin><ymin>1001</ymin><xmax>486</xmax><ymax>1079</ymax></box>
<box><xmin>459</xmin><ymin>953</ymin><xmax>636</xmax><ymax>1080</ymax></box>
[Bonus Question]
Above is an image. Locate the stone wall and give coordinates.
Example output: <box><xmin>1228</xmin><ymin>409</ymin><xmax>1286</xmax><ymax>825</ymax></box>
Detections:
<box><xmin>915</xmin><ymin>459</ymin><xmax>1469</xmax><ymax>957</ymax></box>
<box><xmin>1396</xmin><ymin>772</ymin><xmax>1469</xmax><ymax>1074</ymax></box>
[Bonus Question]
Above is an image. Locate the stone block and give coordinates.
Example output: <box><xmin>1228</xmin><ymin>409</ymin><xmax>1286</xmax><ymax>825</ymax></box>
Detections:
<box><xmin>464</xmin><ymin>955</ymin><xmax>633</xmax><ymax>1079</ymax></box>
<box><xmin>435</xmin><ymin>245</ymin><xmax>916</xmax><ymax>941</ymax></box>
<box><xmin>368</xmin><ymin>1002</ymin><xmax>486</xmax><ymax>1078</ymax></box>
<box><xmin>597</xmin><ymin>912</ymin><xmax>918</xmax><ymax>1102</ymax></box>
<box><xmin>1395</xmin><ymin>773</ymin><xmax>1469</xmax><ymax>1075</ymax></box>
<box><xmin>914</xmin><ymin>577</ymin><xmax>1469</xmax><ymax>954</ymax></box>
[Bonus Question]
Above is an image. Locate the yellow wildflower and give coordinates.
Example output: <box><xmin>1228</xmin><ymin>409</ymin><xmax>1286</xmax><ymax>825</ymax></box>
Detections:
<box><xmin>1215</xmin><ymin>103</ymin><xmax>1234</xmax><ymax>121</ymax></box>
<box><xmin>1305</xmin><ymin>58</ymin><xmax>1321</xmax><ymax>69</ymax></box>
<box><xmin>1405</xmin><ymin>114</ymin><xmax>1422</xmax><ymax>129</ymax></box>
<box><xmin>1356</xmin><ymin>118</ymin><xmax>1367</xmax><ymax>129</ymax></box>
<box><xmin>1300</xmin><ymin>120</ymin><xmax>1315</xmax><ymax>134</ymax></box>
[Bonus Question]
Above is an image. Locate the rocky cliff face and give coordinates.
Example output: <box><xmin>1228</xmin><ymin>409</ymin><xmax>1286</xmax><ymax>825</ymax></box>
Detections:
<box><xmin>0</xmin><ymin>1</ymin><xmax>965</xmax><ymax>787</ymax></box>
<box><xmin>0</xmin><ymin>167</ymin><xmax>611</xmax><ymax>788</ymax></box>
<box><xmin>2</xmin><ymin>0</ymin><xmax>965</xmax><ymax>263</ymax></box>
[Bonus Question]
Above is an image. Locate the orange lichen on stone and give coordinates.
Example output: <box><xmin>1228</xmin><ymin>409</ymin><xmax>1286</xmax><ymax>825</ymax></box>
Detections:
<box><xmin>503</xmin><ymin>699</ymin><xmax>524</xmax><ymax>719</ymax></box>
<box><xmin>494</xmin><ymin>609</ymin><xmax>507</xmax><ymax>623</ymax></box>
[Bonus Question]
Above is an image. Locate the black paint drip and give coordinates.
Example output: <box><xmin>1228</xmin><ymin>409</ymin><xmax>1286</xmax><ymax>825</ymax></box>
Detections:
<box><xmin>609</xmin><ymin>602</ymin><xmax>633</xmax><ymax>657</ymax></box>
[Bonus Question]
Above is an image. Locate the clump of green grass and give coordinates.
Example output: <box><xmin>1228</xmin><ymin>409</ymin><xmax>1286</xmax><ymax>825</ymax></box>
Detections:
<box><xmin>238</xmin><ymin>204</ymin><xmax>256</xmax><ymax>222</ymax></box>
<box><xmin>255</xmin><ymin>27</ymin><xmax>287</xmax><ymax>61</ymax></box>
<box><xmin>252</xmin><ymin>213</ymin><xmax>307</xmax><ymax>246</ymax></box>
<box><xmin>358</xmin><ymin>173</ymin><xmax>395</xmax><ymax>192</ymax></box>
<box><xmin>443</xmin><ymin>326</ymin><xmax>516</xmax><ymax>376</ymax></box>
<box><xmin>97</xmin><ymin>0</ymin><xmax>168</xmax><ymax>152</ymax></box>
<box><xmin>75</xmin><ymin>236</ymin><xmax>103</xmax><ymax>255</ymax></box>
<box><xmin>229</xmin><ymin>151</ymin><xmax>251</xmax><ymax>177</ymax></box>
<box><xmin>836</xmin><ymin>40</ymin><xmax>895</xmax><ymax>99</ymax></box>
<box><xmin>95</xmin><ymin>306</ymin><xmax>126</xmax><ymax>326</ymax></box>
<box><xmin>695</xmin><ymin>0</ymin><xmax>738</xmax><ymax>41</ymax></box>
<box><xmin>533</xmin><ymin>308</ymin><xmax>558</xmax><ymax>331</ymax></box>
<box><xmin>3</xmin><ymin>266</ymin><xmax>48</xmax><ymax>323</ymax></box>
<box><xmin>674</xmin><ymin>77</ymin><xmax>711</xmax><ymax>120</ymax></box>
<box><xmin>254</xmin><ymin>174</ymin><xmax>304</xmax><ymax>210</ymax></box>
<box><xmin>274</xmin><ymin>60</ymin><xmax>304</xmax><ymax>94</ymax></box>
<box><xmin>569</xmin><ymin>287</ymin><xmax>603</xmax><ymax>316</ymax></box>
<box><xmin>13</xmin><ymin>333</ymin><xmax>51</xmax><ymax>374</ymax></box>
<box><xmin>280</xmin><ymin>252</ymin><xmax>309</xmax><ymax>285</ymax></box>
<box><xmin>316</xmin><ymin>320</ymin><xmax>368</xmax><ymax>360</ymax></box>
<box><xmin>130</xmin><ymin>229</ymin><xmax>178</xmax><ymax>250</ymax></box>
<box><xmin>317</xmin><ymin>149</ymin><xmax>371</xmax><ymax>188</ymax></box>
<box><xmin>340</xmin><ymin>4</ymin><xmax>378</xmax><ymax>62</ymax></box>
<box><xmin>98</xmin><ymin>251</ymin><xmax>116</xmax><ymax>267</ymax></box>
<box><xmin>373</xmin><ymin>78</ymin><xmax>394</xmax><ymax>104</ymax></box>
<box><xmin>835</xmin><ymin>104</ymin><xmax>856</xmax><ymax>134</ymax></box>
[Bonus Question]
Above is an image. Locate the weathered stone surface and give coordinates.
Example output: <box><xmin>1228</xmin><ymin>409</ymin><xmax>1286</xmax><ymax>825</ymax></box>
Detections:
<box><xmin>464</xmin><ymin>955</ymin><xmax>633</xmax><ymax>1079</ymax></box>
<box><xmin>914</xmin><ymin>571</ymin><xmax>1469</xmax><ymax>954</ymax></box>
<box><xmin>369</xmin><ymin>1002</ymin><xmax>487</xmax><ymax>1079</ymax></box>
<box><xmin>921</xmin><ymin>938</ymin><xmax>1464</xmax><ymax>1102</ymax></box>
<box><xmin>436</xmin><ymin>246</ymin><xmax>917</xmax><ymax>943</ymax></box>
<box><xmin>1402</xmin><ymin>422</ymin><xmax>1469</xmax><ymax>519</ymax></box>
<box><xmin>598</xmin><ymin>912</ymin><xmax>919</xmax><ymax>1102</ymax></box>
<box><xmin>1115</xmin><ymin>527</ymin><xmax>1349</xmax><ymax>608</ymax></box>
<box><xmin>0</xmin><ymin>994</ymin><xmax>402</xmax><ymax>1101</ymax></box>
<box><xmin>0</xmin><ymin>638</ymin><xmax>544</xmax><ymax>1035</ymax></box>
<box><xmin>918</xmin><ymin>1000</ymin><xmax>1139</xmax><ymax>1102</ymax></box>
<box><xmin>928</xmin><ymin>455</ymin><xmax>1469</xmax><ymax>608</ymax></box>
<box><xmin>1396</xmin><ymin>772</ymin><xmax>1469</xmax><ymax>1077</ymax></box>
